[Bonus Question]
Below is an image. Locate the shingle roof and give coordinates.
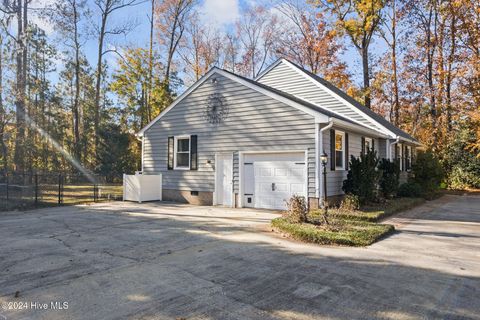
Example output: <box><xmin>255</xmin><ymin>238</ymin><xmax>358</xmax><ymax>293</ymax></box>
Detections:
<box><xmin>284</xmin><ymin>60</ymin><xmax>418</xmax><ymax>142</ymax></box>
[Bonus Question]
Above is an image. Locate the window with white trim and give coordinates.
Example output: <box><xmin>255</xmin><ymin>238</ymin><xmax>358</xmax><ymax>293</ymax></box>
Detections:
<box><xmin>364</xmin><ymin>137</ymin><xmax>373</xmax><ymax>152</ymax></box>
<box><xmin>397</xmin><ymin>144</ymin><xmax>403</xmax><ymax>171</ymax></box>
<box><xmin>405</xmin><ymin>146</ymin><xmax>412</xmax><ymax>171</ymax></box>
<box><xmin>335</xmin><ymin>131</ymin><xmax>345</xmax><ymax>169</ymax></box>
<box><xmin>174</xmin><ymin>136</ymin><xmax>190</xmax><ymax>169</ymax></box>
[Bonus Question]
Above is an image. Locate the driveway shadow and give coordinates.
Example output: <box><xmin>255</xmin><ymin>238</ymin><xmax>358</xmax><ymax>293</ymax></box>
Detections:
<box><xmin>0</xmin><ymin>197</ymin><xmax>479</xmax><ymax>320</ymax></box>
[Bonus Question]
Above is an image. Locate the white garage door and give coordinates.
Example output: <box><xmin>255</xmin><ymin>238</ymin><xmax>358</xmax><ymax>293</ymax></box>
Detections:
<box><xmin>254</xmin><ymin>161</ymin><xmax>306</xmax><ymax>210</ymax></box>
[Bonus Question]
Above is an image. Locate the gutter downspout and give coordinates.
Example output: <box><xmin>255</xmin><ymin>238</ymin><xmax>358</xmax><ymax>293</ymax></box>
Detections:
<box><xmin>317</xmin><ymin>119</ymin><xmax>333</xmax><ymax>207</ymax></box>
<box><xmin>388</xmin><ymin>136</ymin><xmax>400</xmax><ymax>161</ymax></box>
<box><xmin>135</xmin><ymin>134</ymin><xmax>144</xmax><ymax>173</ymax></box>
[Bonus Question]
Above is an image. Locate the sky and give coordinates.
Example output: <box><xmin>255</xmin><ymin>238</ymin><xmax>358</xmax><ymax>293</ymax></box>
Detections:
<box><xmin>24</xmin><ymin>0</ymin><xmax>378</xmax><ymax>89</ymax></box>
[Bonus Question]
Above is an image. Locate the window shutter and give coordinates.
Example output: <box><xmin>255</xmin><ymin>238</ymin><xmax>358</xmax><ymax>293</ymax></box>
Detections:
<box><xmin>167</xmin><ymin>136</ymin><xmax>174</xmax><ymax>170</ymax></box>
<box><xmin>361</xmin><ymin>137</ymin><xmax>365</xmax><ymax>155</ymax></box>
<box><xmin>372</xmin><ymin>139</ymin><xmax>375</xmax><ymax>152</ymax></box>
<box><xmin>402</xmin><ymin>145</ymin><xmax>406</xmax><ymax>172</ymax></box>
<box><xmin>345</xmin><ymin>133</ymin><xmax>349</xmax><ymax>170</ymax></box>
<box><xmin>330</xmin><ymin>129</ymin><xmax>336</xmax><ymax>171</ymax></box>
<box><xmin>190</xmin><ymin>135</ymin><xmax>198</xmax><ymax>170</ymax></box>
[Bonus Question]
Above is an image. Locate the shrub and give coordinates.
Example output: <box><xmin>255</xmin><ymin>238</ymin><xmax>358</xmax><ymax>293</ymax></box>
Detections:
<box><xmin>441</xmin><ymin>126</ymin><xmax>480</xmax><ymax>189</ymax></box>
<box><xmin>448</xmin><ymin>166</ymin><xmax>480</xmax><ymax>190</ymax></box>
<box><xmin>411</xmin><ymin>151</ymin><xmax>444</xmax><ymax>193</ymax></box>
<box><xmin>339</xmin><ymin>194</ymin><xmax>360</xmax><ymax>211</ymax></box>
<box><xmin>398</xmin><ymin>182</ymin><xmax>423</xmax><ymax>197</ymax></box>
<box><xmin>342</xmin><ymin>149</ymin><xmax>380</xmax><ymax>204</ymax></box>
<box><xmin>284</xmin><ymin>195</ymin><xmax>307</xmax><ymax>223</ymax></box>
<box><xmin>378</xmin><ymin>158</ymin><xmax>400</xmax><ymax>198</ymax></box>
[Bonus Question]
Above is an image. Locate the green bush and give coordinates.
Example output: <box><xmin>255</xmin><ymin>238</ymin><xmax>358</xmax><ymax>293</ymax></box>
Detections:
<box><xmin>342</xmin><ymin>150</ymin><xmax>380</xmax><ymax>204</ymax></box>
<box><xmin>284</xmin><ymin>195</ymin><xmax>307</xmax><ymax>223</ymax></box>
<box><xmin>411</xmin><ymin>151</ymin><xmax>444</xmax><ymax>193</ymax></box>
<box><xmin>441</xmin><ymin>126</ymin><xmax>480</xmax><ymax>189</ymax></box>
<box><xmin>398</xmin><ymin>182</ymin><xmax>423</xmax><ymax>197</ymax></box>
<box><xmin>448</xmin><ymin>166</ymin><xmax>480</xmax><ymax>190</ymax></box>
<box><xmin>339</xmin><ymin>194</ymin><xmax>361</xmax><ymax>211</ymax></box>
<box><xmin>378</xmin><ymin>158</ymin><xmax>400</xmax><ymax>198</ymax></box>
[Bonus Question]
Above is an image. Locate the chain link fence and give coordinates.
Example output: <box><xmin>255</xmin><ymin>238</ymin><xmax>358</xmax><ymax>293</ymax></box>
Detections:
<box><xmin>0</xmin><ymin>172</ymin><xmax>123</xmax><ymax>212</ymax></box>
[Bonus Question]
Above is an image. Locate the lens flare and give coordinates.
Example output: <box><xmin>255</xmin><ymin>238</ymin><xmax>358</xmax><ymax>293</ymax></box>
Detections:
<box><xmin>24</xmin><ymin>113</ymin><xmax>97</xmax><ymax>184</ymax></box>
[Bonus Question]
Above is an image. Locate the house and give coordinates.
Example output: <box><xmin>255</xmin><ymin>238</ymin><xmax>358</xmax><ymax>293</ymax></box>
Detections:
<box><xmin>137</xmin><ymin>59</ymin><xmax>421</xmax><ymax>210</ymax></box>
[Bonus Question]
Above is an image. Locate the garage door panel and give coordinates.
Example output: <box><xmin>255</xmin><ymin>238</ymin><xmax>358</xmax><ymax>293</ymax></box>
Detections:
<box><xmin>290</xmin><ymin>168</ymin><xmax>304</xmax><ymax>177</ymax></box>
<box><xmin>274</xmin><ymin>168</ymin><xmax>288</xmax><ymax>176</ymax></box>
<box><xmin>258</xmin><ymin>167</ymin><xmax>273</xmax><ymax>177</ymax></box>
<box><xmin>290</xmin><ymin>183</ymin><xmax>304</xmax><ymax>193</ymax></box>
<box><xmin>258</xmin><ymin>182</ymin><xmax>273</xmax><ymax>192</ymax></box>
<box><xmin>253</xmin><ymin>158</ymin><xmax>306</xmax><ymax>210</ymax></box>
<box><xmin>275</xmin><ymin>183</ymin><xmax>288</xmax><ymax>192</ymax></box>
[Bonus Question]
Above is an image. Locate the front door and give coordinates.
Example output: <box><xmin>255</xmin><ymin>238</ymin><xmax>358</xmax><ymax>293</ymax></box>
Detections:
<box><xmin>216</xmin><ymin>154</ymin><xmax>233</xmax><ymax>206</ymax></box>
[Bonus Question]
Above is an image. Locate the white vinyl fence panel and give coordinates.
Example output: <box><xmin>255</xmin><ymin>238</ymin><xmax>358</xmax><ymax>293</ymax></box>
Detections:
<box><xmin>123</xmin><ymin>173</ymin><xmax>162</xmax><ymax>203</ymax></box>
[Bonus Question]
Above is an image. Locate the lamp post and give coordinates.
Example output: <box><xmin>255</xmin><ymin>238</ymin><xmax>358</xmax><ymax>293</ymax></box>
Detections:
<box><xmin>320</xmin><ymin>152</ymin><xmax>328</xmax><ymax>207</ymax></box>
<box><xmin>320</xmin><ymin>152</ymin><xmax>329</xmax><ymax>224</ymax></box>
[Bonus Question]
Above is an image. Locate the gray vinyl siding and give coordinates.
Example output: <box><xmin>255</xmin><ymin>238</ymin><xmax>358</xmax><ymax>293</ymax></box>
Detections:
<box><xmin>143</xmin><ymin>73</ymin><xmax>317</xmax><ymax>197</ymax></box>
<box><xmin>258</xmin><ymin>61</ymin><xmax>385</xmax><ymax>133</ymax></box>
<box><xmin>321</xmin><ymin>128</ymin><xmax>381</xmax><ymax>196</ymax></box>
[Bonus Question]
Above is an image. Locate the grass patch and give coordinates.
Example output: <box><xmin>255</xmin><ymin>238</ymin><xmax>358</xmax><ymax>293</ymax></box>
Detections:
<box><xmin>311</xmin><ymin>197</ymin><xmax>426</xmax><ymax>223</ymax></box>
<box><xmin>272</xmin><ymin>196</ymin><xmax>431</xmax><ymax>246</ymax></box>
<box><xmin>271</xmin><ymin>217</ymin><xmax>394</xmax><ymax>247</ymax></box>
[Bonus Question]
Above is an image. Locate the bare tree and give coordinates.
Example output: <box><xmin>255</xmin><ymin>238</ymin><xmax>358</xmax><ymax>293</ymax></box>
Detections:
<box><xmin>146</xmin><ymin>0</ymin><xmax>156</xmax><ymax>123</ymax></box>
<box><xmin>379</xmin><ymin>0</ymin><xmax>402</xmax><ymax>125</ymax></box>
<box><xmin>236</xmin><ymin>5</ymin><xmax>278</xmax><ymax>78</ymax></box>
<box><xmin>223</xmin><ymin>32</ymin><xmax>239</xmax><ymax>73</ymax></box>
<box><xmin>48</xmin><ymin>0</ymin><xmax>88</xmax><ymax>160</ymax></box>
<box><xmin>408</xmin><ymin>0</ymin><xmax>439</xmax><ymax>146</ymax></box>
<box><xmin>274</xmin><ymin>1</ymin><xmax>350</xmax><ymax>90</ymax></box>
<box><xmin>1</xmin><ymin>0</ymin><xmax>28</xmax><ymax>171</ymax></box>
<box><xmin>178</xmin><ymin>12</ymin><xmax>222</xmax><ymax>83</ymax></box>
<box><xmin>317</xmin><ymin>0</ymin><xmax>385</xmax><ymax>109</ymax></box>
<box><xmin>156</xmin><ymin>0</ymin><xmax>196</xmax><ymax>88</ymax></box>
<box><xmin>0</xmin><ymin>33</ymin><xmax>8</xmax><ymax>172</ymax></box>
<box><xmin>92</xmin><ymin>0</ymin><xmax>139</xmax><ymax>159</ymax></box>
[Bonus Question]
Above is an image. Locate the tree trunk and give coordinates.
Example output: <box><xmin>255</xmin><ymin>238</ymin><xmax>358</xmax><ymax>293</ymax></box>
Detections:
<box><xmin>146</xmin><ymin>0</ymin><xmax>155</xmax><ymax>122</ymax></box>
<box><xmin>445</xmin><ymin>14</ymin><xmax>456</xmax><ymax>133</ymax></box>
<box><xmin>73</xmin><ymin>0</ymin><xmax>81</xmax><ymax>160</ymax></box>
<box><xmin>94</xmin><ymin>11</ymin><xmax>107</xmax><ymax>163</ymax></box>
<box><xmin>165</xmin><ymin>6</ymin><xmax>181</xmax><ymax>90</ymax></box>
<box><xmin>426</xmin><ymin>4</ymin><xmax>438</xmax><ymax>147</ymax></box>
<box><xmin>391</xmin><ymin>0</ymin><xmax>400</xmax><ymax>126</ymax></box>
<box><xmin>0</xmin><ymin>36</ymin><xmax>8</xmax><ymax>172</ymax></box>
<box><xmin>361</xmin><ymin>45</ymin><xmax>371</xmax><ymax>109</ymax></box>
<box><xmin>13</xmin><ymin>0</ymin><xmax>27</xmax><ymax>173</ymax></box>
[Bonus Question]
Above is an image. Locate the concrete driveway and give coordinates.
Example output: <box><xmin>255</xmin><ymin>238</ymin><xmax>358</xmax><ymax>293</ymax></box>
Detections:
<box><xmin>0</xmin><ymin>194</ymin><xmax>479</xmax><ymax>320</ymax></box>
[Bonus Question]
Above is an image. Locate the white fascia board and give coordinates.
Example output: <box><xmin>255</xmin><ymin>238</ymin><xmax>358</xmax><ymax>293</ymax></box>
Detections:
<box><xmin>281</xmin><ymin>59</ymin><xmax>397</xmax><ymax>138</ymax></box>
<box><xmin>399</xmin><ymin>136</ymin><xmax>423</xmax><ymax>146</ymax></box>
<box><xmin>332</xmin><ymin>118</ymin><xmax>390</xmax><ymax>139</ymax></box>
<box><xmin>137</xmin><ymin>68</ymin><xmax>219</xmax><ymax>137</ymax></box>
